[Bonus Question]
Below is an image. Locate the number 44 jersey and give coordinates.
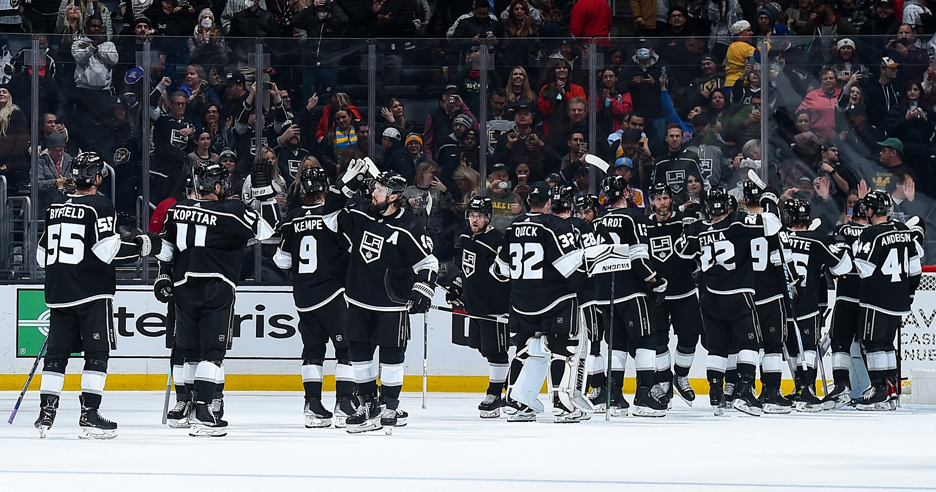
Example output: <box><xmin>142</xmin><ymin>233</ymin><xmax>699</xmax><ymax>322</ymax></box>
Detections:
<box><xmin>853</xmin><ymin>220</ymin><xmax>924</xmax><ymax>316</ymax></box>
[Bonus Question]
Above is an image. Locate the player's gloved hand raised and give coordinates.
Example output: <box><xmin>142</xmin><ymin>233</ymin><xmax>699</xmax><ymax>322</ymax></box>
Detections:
<box><xmin>335</xmin><ymin>159</ymin><xmax>368</xmax><ymax>197</ymax></box>
<box><xmin>445</xmin><ymin>277</ymin><xmax>464</xmax><ymax>308</ymax></box>
<box><xmin>409</xmin><ymin>282</ymin><xmax>434</xmax><ymax>314</ymax></box>
<box><xmin>154</xmin><ymin>274</ymin><xmax>173</xmax><ymax>303</ymax></box>
<box><xmin>646</xmin><ymin>277</ymin><xmax>667</xmax><ymax>306</ymax></box>
<box><xmin>133</xmin><ymin>232</ymin><xmax>162</xmax><ymax>257</ymax></box>
<box><xmin>250</xmin><ymin>158</ymin><xmax>276</xmax><ymax>200</ymax></box>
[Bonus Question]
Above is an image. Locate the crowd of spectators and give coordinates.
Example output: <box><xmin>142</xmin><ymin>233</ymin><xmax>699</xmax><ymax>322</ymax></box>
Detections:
<box><xmin>1</xmin><ymin>0</ymin><xmax>936</xmax><ymax>277</ymax></box>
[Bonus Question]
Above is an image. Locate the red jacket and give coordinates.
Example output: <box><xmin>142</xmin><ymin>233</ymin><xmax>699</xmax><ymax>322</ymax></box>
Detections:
<box><xmin>797</xmin><ymin>87</ymin><xmax>843</xmax><ymax>142</ymax></box>
<box><xmin>570</xmin><ymin>0</ymin><xmax>612</xmax><ymax>45</ymax></box>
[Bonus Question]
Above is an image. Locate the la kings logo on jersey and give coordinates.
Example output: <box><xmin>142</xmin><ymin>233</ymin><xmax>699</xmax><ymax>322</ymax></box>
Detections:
<box><xmin>698</xmin><ymin>159</ymin><xmax>713</xmax><ymax>180</ymax></box>
<box><xmin>666</xmin><ymin>170</ymin><xmax>686</xmax><ymax>192</ymax></box>
<box><xmin>360</xmin><ymin>231</ymin><xmax>384</xmax><ymax>263</ymax></box>
<box><xmin>288</xmin><ymin>160</ymin><xmax>302</xmax><ymax>177</ymax></box>
<box><xmin>651</xmin><ymin>236</ymin><xmax>674</xmax><ymax>262</ymax></box>
<box><xmin>462</xmin><ymin>250</ymin><xmax>477</xmax><ymax>277</ymax></box>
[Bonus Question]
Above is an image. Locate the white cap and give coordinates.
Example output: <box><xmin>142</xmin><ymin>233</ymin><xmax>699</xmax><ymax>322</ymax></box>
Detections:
<box><xmin>730</xmin><ymin>20</ymin><xmax>752</xmax><ymax>35</ymax></box>
<box><xmin>837</xmin><ymin>38</ymin><xmax>856</xmax><ymax>49</ymax></box>
<box><xmin>382</xmin><ymin>126</ymin><xmax>402</xmax><ymax>141</ymax></box>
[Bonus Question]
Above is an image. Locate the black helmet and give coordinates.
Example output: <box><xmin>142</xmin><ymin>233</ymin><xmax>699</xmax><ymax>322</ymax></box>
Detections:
<box><xmin>648</xmin><ymin>182</ymin><xmax>672</xmax><ymax>200</ymax></box>
<box><xmin>299</xmin><ymin>167</ymin><xmax>329</xmax><ymax>195</ymax></box>
<box><xmin>574</xmin><ymin>194</ymin><xmax>599</xmax><ymax>214</ymax></box>
<box><xmin>783</xmin><ymin>198</ymin><xmax>811</xmax><ymax>225</ymax></box>
<box><xmin>727</xmin><ymin>194</ymin><xmax>738</xmax><ymax>212</ymax></box>
<box><xmin>71</xmin><ymin>151</ymin><xmax>107</xmax><ymax>187</ymax></box>
<box><xmin>375</xmin><ymin>171</ymin><xmax>407</xmax><ymax>202</ymax></box>
<box><xmin>705</xmin><ymin>187</ymin><xmax>732</xmax><ymax>218</ymax></box>
<box><xmin>192</xmin><ymin>160</ymin><xmax>229</xmax><ymax>194</ymax></box>
<box><xmin>601</xmin><ymin>175</ymin><xmax>628</xmax><ymax>203</ymax></box>
<box><xmin>549</xmin><ymin>184</ymin><xmax>575</xmax><ymax>213</ymax></box>
<box><xmin>742</xmin><ymin>179</ymin><xmax>764</xmax><ymax>204</ymax></box>
<box><xmin>863</xmin><ymin>190</ymin><xmax>893</xmax><ymax>219</ymax></box>
<box><xmin>465</xmin><ymin>195</ymin><xmax>493</xmax><ymax>219</ymax></box>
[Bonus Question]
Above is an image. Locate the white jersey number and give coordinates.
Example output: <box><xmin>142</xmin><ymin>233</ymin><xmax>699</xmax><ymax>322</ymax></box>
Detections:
<box><xmin>700</xmin><ymin>240</ymin><xmax>736</xmax><ymax>271</ymax></box>
<box><xmin>881</xmin><ymin>247</ymin><xmax>909</xmax><ymax>283</ymax></box>
<box><xmin>298</xmin><ymin>236</ymin><xmax>318</xmax><ymax>274</ymax></box>
<box><xmin>46</xmin><ymin>223</ymin><xmax>85</xmax><ymax>265</ymax></box>
<box><xmin>509</xmin><ymin>243</ymin><xmax>544</xmax><ymax>280</ymax></box>
<box><xmin>750</xmin><ymin>237</ymin><xmax>768</xmax><ymax>272</ymax></box>
<box><xmin>176</xmin><ymin>223</ymin><xmax>208</xmax><ymax>252</ymax></box>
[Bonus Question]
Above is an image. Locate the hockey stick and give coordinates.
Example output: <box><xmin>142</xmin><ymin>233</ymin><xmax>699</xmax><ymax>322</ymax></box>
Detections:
<box><xmin>161</xmin><ymin>345</ymin><xmax>174</xmax><ymax>425</ymax></box>
<box><xmin>605</xmin><ymin>274</ymin><xmax>615</xmax><ymax>422</ymax></box>
<box><xmin>422</xmin><ymin>312</ymin><xmax>428</xmax><ymax>410</ymax></box>
<box><xmin>430</xmin><ymin>303</ymin><xmax>508</xmax><ymax>324</ymax></box>
<box><xmin>8</xmin><ymin>337</ymin><xmax>48</xmax><ymax>424</ymax></box>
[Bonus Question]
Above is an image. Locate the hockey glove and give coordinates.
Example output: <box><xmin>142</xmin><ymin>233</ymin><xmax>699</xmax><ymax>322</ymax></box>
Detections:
<box><xmin>133</xmin><ymin>232</ymin><xmax>162</xmax><ymax>257</ymax></box>
<box><xmin>408</xmin><ymin>282</ymin><xmax>434</xmax><ymax>314</ymax></box>
<box><xmin>334</xmin><ymin>159</ymin><xmax>368</xmax><ymax>197</ymax></box>
<box><xmin>250</xmin><ymin>159</ymin><xmax>276</xmax><ymax>200</ymax></box>
<box><xmin>646</xmin><ymin>277</ymin><xmax>667</xmax><ymax>306</ymax></box>
<box><xmin>445</xmin><ymin>277</ymin><xmax>464</xmax><ymax>308</ymax></box>
<box><xmin>154</xmin><ymin>274</ymin><xmax>174</xmax><ymax>303</ymax></box>
<box><xmin>759</xmin><ymin>192</ymin><xmax>779</xmax><ymax>208</ymax></box>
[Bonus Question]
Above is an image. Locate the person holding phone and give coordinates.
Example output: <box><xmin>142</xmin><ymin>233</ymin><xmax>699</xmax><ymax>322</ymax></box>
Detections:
<box><xmin>723</xmin><ymin>20</ymin><xmax>769</xmax><ymax>87</ymax></box>
<box><xmin>403</xmin><ymin>161</ymin><xmax>453</xmax><ymax>256</ymax></box>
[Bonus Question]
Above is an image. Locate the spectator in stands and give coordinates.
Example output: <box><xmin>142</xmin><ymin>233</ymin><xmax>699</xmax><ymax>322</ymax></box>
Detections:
<box><xmin>292</xmin><ymin>0</ymin><xmax>348</xmax><ymax>101</ymax></box>
<box><xmin>71</xmin><ymin>16</ymin><xmax>118</xmax><ymax>124</ymax></box>
<box><xmin>37</xmin><ymin>132</ymin><xmax>73</xmax><ymax>213</ymax></box>
<box><xmin>884</xmin><ymin>24</ymin><xmax>929</xmax><ymax>81</ymax></box>
<box><xmin>144</xmin><ymin>0</ymin><xmax>197</xmax><ymax>36</ymax></box>
<box><xmin>865</xmin><ymin>57</ymin><xmax>903</xmax><ymax>128</ymax></box>
<box><xmin>903</xmin><ymin>0</ymin><xmax>932</xmax><ymax>33</ymax></box>
<box><xmin>813</xmin><ymin>142</ymin><xmax>858</xmax><ymax>197</ymax></box>
<box><xmin>319</xmin><ymin>106</ymin><xmax>359</xmax><ymax>175</ymax></box>
<box><xmin>202</xmin><ymin>101</ymin><xmax>231</xmax><ymax>154</ymax></box>
<box><xmin>275</xmin><ymin>119</ymin><xmax>311</xmax><ymax>184</ymax></box>
<box><xmin>619</xmin><ymin>40</ymin><xmax>665</xmax><ymax>144</ymax></box>
<box><xmin>7</xmin><ymin>60</ymin><xmax>66</xmax><ymax>122</ymax></box>
<box><xmin>381</xmin><ymin>126</ymin><xmax>414</xmax><ymax>183</ymax></box>
<box><xmin>424</xmin><ymin>85</ymin><xmax>477</xmax><ymax>160</ymax></box>
<box><xmin>707</xmin><ymin>87</ymin><xmax>732</xmax><ymax>135</ymax></box>
<box><xmin>436</xmin><ymin>113</ymin><xmax>473</xmax><ymax>171</ymax></box>
<box><xmin>797</xmin><ymin>67</ymin><xmax>842</xmax><ymax>142</ymax></box>
<box><xmin>629</xmin><ymin>0</ymin><xmax>661</xmax><ymax>36</ymax></box>
<box><xmin>658</xmin><ymin>7</ymin><xmax>692</xmax><ymax>40</ymax></box>
<box><xmin>597</xmin><ymin>69</ymin><xmax>632</xmax><ymax>132</ymax></box>
<box><xmin>686</xmin><ymin>113</ymin><xmax>728</xmax><ymax>187</ymax></box>
<box><xmin>403</xmin><ymin>160</ymin><xmax>452</xmax><ymax>252</ymax></box>
<box><xmin>379</xmin><ymin>98</ymin><xmax>415</xmax><ymax>137</ymax></box>
<box><xmin>859</xmin><ymin>0</ymin><xmax>899</xmax><ymax>60</ymax></box>
<box><xmin>617</xmin><ymin>129</ymin><xmax>654</xmax><ymax>189</ymax></box>
<box><xmin>538</xmin><ymin>58</ymin><xmax>585</xmax><ymax>139</ymax></box>
<box><xmin>189</xmin><ymin>128</ymin><xmax>220</xmax><ymax>173</ymax></box>
<box><xmin>686</xmin><ymin>54</ymin><xmax>726</xmax><ymax>108</ymax></box>
<box><xmin>831</xmin><ymin>38</ymin><xmax>870</xmax><ymax>86</ymax></box>
<box><xmin>481</xmin><ymin>162</ymin><xmax>524</xmax><ymax>231</ymax></box>
<box><xmin>886</xmin><ymin>80</ymin><xmax>936</xmax><ymax>191</ymax></box>
<box><xmin>784</xmin><ymin>0</ymin><xmax>813</xmax><ymax>34</ymax></box>
<box><xmin>58</xmin><ymin>0</ymin><xmax>114</xmax><ymax>38</ymax></box>
<box><xmin>448</xmin><ymin>0</ymin><xmax>504</xmax><ymax>54</ymax></box>
<box><xmin>451</xmin><ymin>163</ymin><xmax>481</xmax><ymax>212</ymax></box>
<box><xmin>188</xmin><ymin>8</ymin><xmax>228</xmax><ymax>66</ymax></box>
<box><xmin>804</xmin><ymin>0</ymin><xmax>857</xmax><ymax>65</ymax></box>
<box><xmin>493</xmin><ymin>100</ymin><xmax>556</xmax><ymax>174</ymax></box>
<box><xmin>505</xmin><ymin>66</ymin><xmax>537</xmax><ymax>108</ymax></box>
<box><xmin>706</xmin><ymin>0</ymin><xmax>744</xmax><ymax>61</ymax></box>
<box><xmin>486</xmin><ymin>88</ymin><xmax>515</xmax><ymax>154</ymax></box>
<box><xmin>724</xmin><ymin>20</ymin><xmax>763</xmax><ymax>87</ymax></box>
<box><xmin>0</xmin><ymin>86</ymin><xmax>29</xmax><ymax>193</ymax></box>
<box><xmin>404</xmin><ymin>133</ymin><xmax>430</xmax><ymax>168</ymax></box>
<box><xmin>228</xmin><ymin>0</ymin><xmax>278</xmax><ymax>38</ymax></box>
<box><xmin>559</xmin><ymin>131</ymin><xmax>587</xmax><ymax>182</ymax></box>
<box><xmin>315</xmin><ymin>92</ymin><xmax>362</xmax><ymax>144</ymax></box>
<box><xmin>454</xmin><ymin>47</ymin><xmax>502</xmax><ymax>117</ymax></box>
<box><xmin>152</xmin><ymin>88</ymin><xmax>196</xmax><ymax>199</ymax></box>
<box><xmin>243</xmin><ymin>146</ymin><xmax>288</xmax><ymax>214</ymax></box>
<box><xmin>180</xmin><ymin>64</ymin><xmax>220</xmax><ymax>128</ymax></box>
<box><xmin>840</xmin><ymin>0</ymin><xmax>871</xmax><ymax>31</ymax></box>
<box><xmin>499</xmin><ymin>0</ymin><xmax>543</xmax><ymax>68</ymax></box>
<box><xmin>26</xmin><ymin>0</ymin><xmax>61</xmax><ymax>34</ymax></box>
<box><xmin>570</xmin><ymin>0</ymin><xmax>612</xmax><ymax>41</ymax></box>
<box><xmin>221</xmin><ymin>0</ymin><xmax>265</xmax><ymax>34</ymax></box>
<box><xmin>839</xmin><ymin>103</ymin><xmax>885</xmax><ymax>161</ymax></box>
<box><xmin>37</xmin><ymin>113</ymin><xmax>69</xmax><ymax>151</ymax></box>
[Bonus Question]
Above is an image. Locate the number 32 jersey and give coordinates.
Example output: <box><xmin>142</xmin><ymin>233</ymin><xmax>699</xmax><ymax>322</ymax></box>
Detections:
<box><xmin>38</xmin><ymin>193</ymin><xmax>142</xmax><ymax>307</ymax></box>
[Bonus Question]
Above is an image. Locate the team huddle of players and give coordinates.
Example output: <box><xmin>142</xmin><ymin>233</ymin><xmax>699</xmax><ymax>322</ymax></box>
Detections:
<box><xmin>30</xmin><ymin>152</ymin><xmax>923</xmax><ymax>439</ymax></box>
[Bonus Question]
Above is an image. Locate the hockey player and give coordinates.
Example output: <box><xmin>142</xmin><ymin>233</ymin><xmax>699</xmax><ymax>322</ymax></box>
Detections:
<box><xmin>323</xmin><ymin>163</ymin><xmax>439</xmax><ymax>433</ymax></box>
<box><xmin>853</xmin><ymin>191</ymin><xmax>923</xmax><ymax>411</ymax></box>
<box><xmin>273</xmin><ymin>167</ymin><xmax>356</xmax><ymax>428</ymax></box>
<box><xmin>592</xmin><ymin>175</ymin><xmax>669</xmax><ymax>418</ymax></box>
<box><xmin>446</xmin><ymin>196</ymin><xmax>512</xmax><ymax>418</ymax></box>
<box><xmin>675</xmin><ymin>187</ymin><xmax>781</xmax><ymax>416</ymax></box>
<box><xmin>824</xmin><ymin>199</ymin><xmax>870</xmax><ymax>408</ymax></box>
<box><xmin>574</xmin><ymin>194</ymin><xmax>611</xmax><ymax>402</ymax></box>
<box><xmin>155</xmin><ymin>159</ymin><xmax>281</xmax><ymax>437</ymax></box>
<box><xmin>35</xmin><ymin>151</ymin><xmax>161</xmax><ymax>439</ymax></box>
<box><xmin>494</xmin><ymin>182</ymin><xmax>585</xmax><ymax>422</ymax></box>
<box><xmin>783</xmin><ymin>199</ymin><xmax>853</xmax><ymax>412</ymax></box>
<box><xmin>740</xmin><ymin>179</ymin><xmax>795</xmax><ymax>414</ymax></box>
<box><xmin>644</xmin><ymin>183</ymin><xmax>704</xmax><ymax>407</ymax></box>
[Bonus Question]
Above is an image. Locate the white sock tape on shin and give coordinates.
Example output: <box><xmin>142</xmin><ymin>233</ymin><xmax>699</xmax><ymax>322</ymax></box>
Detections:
<box><xmin>39</xmin><ymin>371</ymin><xmax>65</xmax><ymax>396</ymax></box>
<box><xmin>635</xmin><ymin>348</ymin><xmax>655</xmax><ymax>373</ymax></box>
<box><xmin>489</xmin><ymin>363</ymin><xmax>509</xmax><ymax>384</ymax></box>
<box><xmin>194</xmin><ymin>361</ymin><xmax>223</xmax><ymax>385</ymax></box>
<box><xmin>352</xmin><ymin>360</ymin><xmax>378</xmax><ymax>384</ymax></box>
<box><xmin>301</xmin><ymin>364</ymin><xmax>324</xmax><ymax>383</ymax></box>
<box><xmin>335</xmin><ymin>363</ymin><xmax>355</xmax><ymax>383</ymax></box>
<box><xmin>655</xmin><ymin>350</ymin><xmax>671</xmax><ymax>372</ymax></box>
<box><xmin>172</xmin><ymin>365</ymin><xmax>185</xmax><ymax>386</ymax></box>
<box><xmin>80</xmin><ymin>371</ymin><xmax>107</xmax><ymax>395</ymax></box>
<box><xmin>611</xmin><ymin>350</ymin><xmax>627</xmax><ymax>372</ymax></box>
<box><xmin>762</xmin><ymin>353</ymin><xmax>783</xmax><ymax>373</ymax></box>
<box><xmin>380</xmin><ymin>363</ymin><xmax>405</xmax><ymax>387</ymax></box>
<box><xmin>726</xmin><ymin>353</ymin><xmax>738</xmax><ymax>371</ymax></box>
<box><xmin>886</xmin><ymin>351</ymin><xmax>897</xmax><ymax>371</ymax></box>
<box><xmin>832</xmin><ymin>352</ymin><xmax>851</xmax><ymax>371</ymax></box>
<box><xmin>867</xmin><ymin>351</ymin><xmax>888</xmax><ymax>372</ymax></box>
<box><xmin>737</xmin><ymin>349</ymin><xmax>759</xmax><ymax>367</ymax></box>
<box><xmin>674</xmin><ymin>349</ymin><xmax>694</xmax><ymax>370</ymax></box>
<box><xmin>804</xmin><ymin>350</ymin><xmax>817</xmax><ymax>369</ymax></box>
<box><xmin>707</xmin><ymin>355</ymin><xmax>728</xmax><ymax>373</ymax></box>
<box><xmin>586</xmin><ymin>354</ymin><xmax>604</xmax><ymax>375</ymax></box>
<box><xmin>183</xmin><ymin>362</ymin><xmax>197</xmax><ymax>385</ymax></box>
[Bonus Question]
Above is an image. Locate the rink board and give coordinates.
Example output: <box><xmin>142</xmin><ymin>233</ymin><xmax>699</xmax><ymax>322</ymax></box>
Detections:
<box><xmin>1</xmin><ymin>278</ymin><xmax>935</xmax><ymax>392</ymax></box>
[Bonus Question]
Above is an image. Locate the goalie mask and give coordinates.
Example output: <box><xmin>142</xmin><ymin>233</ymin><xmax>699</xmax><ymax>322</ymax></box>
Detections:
<box><xmin>706</xmin><ymin>187</ymin><xmax>732</xmax><ymax>218</ymax></box>
<box><xmin>549</xmin><ymin>184</ymin><xmax>575</xmax><ymax>213</ymax></box>
<box><xmin>193</xmin><ymin>160</ymin><xmax>229</xmax><ymax>196</ymax></box>
<box><xmin>783</xmin><ymin>198</ymin><xmax>811</xmax><ymax>226</ymax></box>
<box><xmin>299</xmin><ymin>166</ymin><xmax>329</xmax><ymax>195</ymax></box>
<box><xmin>862</xmin><ymin>190</ymin><xmax>893</xmax><ymax>219</ymax></box>
<box><xmin>71</xmin><ymin>151</ymin><xmax>107</xmax><ymax>187</ymax></box>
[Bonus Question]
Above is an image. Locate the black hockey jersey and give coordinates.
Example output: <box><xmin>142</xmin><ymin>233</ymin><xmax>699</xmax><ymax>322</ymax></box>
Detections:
<box><xmin>832</xmin><ymin>222</ymin><xmax>868</xmax><ymax>304</ymax></box>
<box><xmin>854</xmin><ymin>220</ymin><xmax>924</xmax><ymax>316</ymax></box>
<box><xmin>324</xmin><ymin>193</ymin><xmax>438</xmax><ymax>312</ymax></box>
<box><xmin>157</xmin><ymin>198</ymin><xmax>280</xmax><ymax>288</ymax></box>
<box><xmin>592</xmin><ymin>207</ymin><xmax>657</xmax><ymax>303</ymax></box>
<box><xmin>569</xmin><ymin>216</ymin><xmax>600</xmax><ymax>305</ymax></box>
<box><xmin>787</xmin><ymin>229</ymin><xmax>852</xmax><ymax>320</ymax></box>
<box><xmin>495</xmin><ymin>212</ymin><xmax>583</xmax><ymax>315</ymax></box>
<box><xmin>676</xmin><ymin>212</ymin><xmax>782</xmax><ymax>295</ymax></box>
<box><xmin>38</xmin><ymin>193</ymin><xmax>143</xmax><ymax>307</ymax></box>
<box><xmin>752</xmin><ymin>222</ymin><xmax>790</xmax><ymax>305</ymax></box>
<box><xmin>274</xmin><ymin>204</ymin><xmax>351</xmax><ymax>311</ymax></box>
<box><xmin>455</xmin><ymin>226</ymin><xmax>510</xmax><ymax>316</ymax></box>
<box><xmin>650</xmin><ymin>150</ymin><xmax>704</xmax><ymax>194</ymax></box>
<box><xmin>644</xmin><ymin>211</ymin><xmax>698</xmax><ymax>300</ymax></box>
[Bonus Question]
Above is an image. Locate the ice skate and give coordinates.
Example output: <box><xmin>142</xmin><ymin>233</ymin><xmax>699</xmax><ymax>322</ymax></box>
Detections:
<box><xmin>304</xmin><ymin>398</ymin><xmax>333</xmax><ymax>428</ymax></box>
<box><xmin>885</xmin><ymin>377</ymin><xmax>899</xmax><ymax>410</ymax></box>
<box><xmin>210</xmin><ymin>397</ymin><xmax>224</xmax><ymax>419</ymax></box>
<box><xmin>333</xmin><ymin>395</ymin><xmax>356</xmax><ymax>428</ymax></box>
<box><xmin>632</xmin><ymin>386</ymin><xmax>667</xmax><ymax>418</ymax></box>
<box><xmin>732</xmin><ymin>380</ymin><xmax>763</xmax><ymax>416</ymax></box>
<box><xmin>166</xmin><ymin>400</ymin><xmax>191</xmax><ymax>428</ymax></box>
<box><xmin>709</xmin><ymin>383</ymin><xmax>726</xmax><ymax>416</ymax></box>
<box><xmin>346</xmin><ymin>400</ymin><xmax>383</xmax><ymax>434</ymax></box>
<box><xmin>723</xmin><ymin>382</ymin><xmax>736</xmax><ymax>407</ymax></box>
<box><xmin>34</xmin><ymin>395</ymin><xmax>59</xmax><ymax>439</ymax></box>
<box><xmin>393</xmin><ymin>407</ymin><xmax>408</xmax><ymax>427</ymax></box>
<box><xmin>78</xmin><ymin>405</ymin><xmax>118</xmax><ymax>440</ymax></box>
<box><xmin>856</xmin><ymin>383</ymin><xmax>889</xmax><ymax>411</ymax></box>
<box><xmin>795</xmin><ymin>385</ymin><xmax>824</xmax><ymax>413</ymax></box>
<box><xmin>189</xmin><ymin>402</ymin><xmax>228</xmax><ymax>437</ymax></box>
<box><xmin>673</xmin><ymin>375</ymin><xmax>696</xmax><ymax>406</ymax></box>
<box><xmin>503</xmin><ymin>397</ymin><xmax>521</xmax><ymax>415</ymax></box>
<box><xmin>379</xmin><ymin>407</ymin><xmax>397</xmax><ymax>434</ymax></box>
<box><xmin>587</xmin><ymin>386</ymin><xmax>608</xmax><ymax>413</ymax></box>
<box><xmin>506</xmin><ymin>403</ymin><xmax>537</xmax><ymax>422</ymax></box>
<box><xmin>822</xmin><ymin>384</ymin><xmax>851</xmax><ymax>410</ymax></box>
<box><xmin>761</xmin><ymin>387</ymin><xmax>793</xmax><ymax>414</ymax></box>
<box><xmin>478</xmin><ymin>394</ymin><xmax>506</xmax><ymax>419</ymax></box>
<box><xmin>608</xmin><ymin>391</ymin><xmax>630</xmax><ymax>417</ymax></box>
<box><xmin>553</xmin><ymin>408</ymin><xmax>585</xmax><ymax>423</ymax></box>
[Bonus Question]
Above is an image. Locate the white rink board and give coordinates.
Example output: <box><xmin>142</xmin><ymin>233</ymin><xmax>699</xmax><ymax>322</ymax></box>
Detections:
<box><xmin>0</xmin><ymin>392</ymin><xmax>935</xmax><ymax>492</ymax></box>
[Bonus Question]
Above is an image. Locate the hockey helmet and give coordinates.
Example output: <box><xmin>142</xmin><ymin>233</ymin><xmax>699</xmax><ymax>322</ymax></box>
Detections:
<box><xmin>299</xmin><ymin>166</ymin><xmax>329</xmax><ymax>195</ymax></box>
<box><xmin>375</xmin><ymin>171</ymin><xmax>407</xmax><ymax>201</ymax></box>
<box><xmin>862</xmin><ymin>190</ymin><xmax>893</xmax><ymax>219</ymax></box>
<box><xmin>465</xmin><ymin>195</ymin><xmax>493</xmax><ymax>219</ymax></box>
<box><xmin>648</xmin><ymin>182</ymin><xmax>672</xmax><ymax>200</ymax></box>
<box><xmin>550</xmin><ymin>184</ymin><xmax>575</xmax><ymax>213</ymax></box>
<box><xmin>574</xmin><ymin>194</ymin><xmax>599</xmax><ymax>214</ymax></box>
<box><xmin>71</xmin><ymin>151</ymin><xmax>107</xmax><ymax>187</ymax></box>
<box><xmin>727</xmin><ymin>194</ymin><xmax>738</xmax><ymax>213</ymax></box>
<box><xmin>192</xmin><ymin>160</ymin><xmax>229</xmax><ymax>195</ymax></box>
<box><xmin>742</xmin><ymin>179</ymin><xmax>764</xmax><ymax>204</ymax></box>
<box><xmin>705</xmin><ymin>187</ymin><xmax>732</xmax><ymax>218</ymax></box>
<box><xmin>782</xmin><ymin>198</ymin><xmax>811</xmax><ymax>226</ymax></box>
<box><xmin>601</xmin><ymin>175</ymin><xmax>628</xmax><ymax>203</ymax></box>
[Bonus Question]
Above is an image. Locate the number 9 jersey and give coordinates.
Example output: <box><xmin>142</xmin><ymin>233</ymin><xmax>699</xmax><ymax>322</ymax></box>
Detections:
<box><xmin>274</xmin><ymin>204</ymin><xmax>350</xmax><ymax>310</ymax></box>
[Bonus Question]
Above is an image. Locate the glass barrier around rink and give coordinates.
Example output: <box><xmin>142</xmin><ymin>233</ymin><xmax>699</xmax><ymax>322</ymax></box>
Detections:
<box><xmin>4</xmin><ymin>31</ymin><xmax>936</xmax><ymax>289</ymax></box>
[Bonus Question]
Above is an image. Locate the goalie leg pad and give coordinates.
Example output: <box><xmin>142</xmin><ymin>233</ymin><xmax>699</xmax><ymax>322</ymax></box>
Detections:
<box><xmin>509</xmin><ymin>336</ymin><xmax>549</xmax><ymax>413</ymax></box>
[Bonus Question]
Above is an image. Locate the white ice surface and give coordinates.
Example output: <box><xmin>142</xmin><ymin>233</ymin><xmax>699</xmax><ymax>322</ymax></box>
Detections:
<box><xmin>1</xmin><ymin>391</ymin><xmax>935</xmax><ymax>492</ymax></box>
